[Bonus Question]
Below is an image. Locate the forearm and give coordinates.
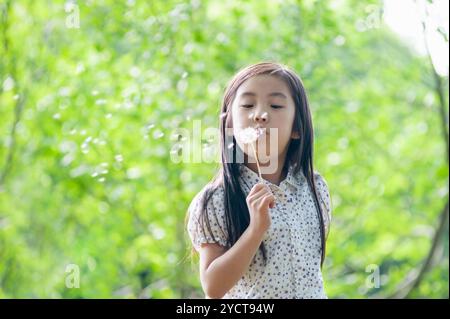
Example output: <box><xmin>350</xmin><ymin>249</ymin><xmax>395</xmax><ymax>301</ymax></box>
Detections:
<box><xmin>202</xmin><ymin>226</ymin><xmax>264</xmax><ymax>298</ymax></box>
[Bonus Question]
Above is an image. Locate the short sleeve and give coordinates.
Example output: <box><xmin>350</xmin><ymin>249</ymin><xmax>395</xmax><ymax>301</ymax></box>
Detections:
<box><xmin>187</xmin><ymin>186</ymin><xmax>228</xmax><ymax>251</ymax></box>
<box><xmin>314</xmin><ymin>173</ymin><xmax>332</xmax><ymax>237</ymax></box>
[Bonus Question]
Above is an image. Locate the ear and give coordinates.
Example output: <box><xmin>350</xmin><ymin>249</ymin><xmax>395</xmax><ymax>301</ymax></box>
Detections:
<box><xmin>291</xmin><ymin>131</ymin><xmax>300</xmax><ymax>140</ymax></box>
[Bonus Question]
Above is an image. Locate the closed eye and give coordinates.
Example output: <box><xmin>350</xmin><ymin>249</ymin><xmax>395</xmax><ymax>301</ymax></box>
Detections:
<box><xmin>240</xmin><ymin>104</ymin><xmax>254</xmax><ymax>108</ymax></box>
<box><xmin>271</xmin><ymin>105</ymin><xmax>284</xmax><ymax>109</ymax></box>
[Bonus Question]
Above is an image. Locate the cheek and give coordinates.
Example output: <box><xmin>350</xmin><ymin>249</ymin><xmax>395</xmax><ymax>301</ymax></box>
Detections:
<box><xmin>273</xmin><ymin>115</ymin><xmax>294</xmax><ymax>135</ymax></box>
<box><xmin>231</xmin><ymin>109</ymin><xmax>248</xmax><ymax>129</ymax></box>
<box><xmin>274</xmin><ymin>129</ymin><xmax>292</xmax><ymax>153</ymax></box>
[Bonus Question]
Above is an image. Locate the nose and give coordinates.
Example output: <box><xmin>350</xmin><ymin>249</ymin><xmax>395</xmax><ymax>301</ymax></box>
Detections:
<box><xmin>252</xmin><ymin>111</ymin><xmax>268</xmax><ymax>123</ymax></box>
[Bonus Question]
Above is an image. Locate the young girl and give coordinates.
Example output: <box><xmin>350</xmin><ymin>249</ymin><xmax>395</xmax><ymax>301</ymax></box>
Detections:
<box><xmin>186</xmin><ymin>62</ymin><xmax>332</xmax><ymax>299</ymax></box>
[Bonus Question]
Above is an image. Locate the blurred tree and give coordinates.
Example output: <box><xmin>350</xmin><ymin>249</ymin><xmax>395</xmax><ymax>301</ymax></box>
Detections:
<box><xmin>0</xmin><ymin>0</ymin><xmax>447</xmax><ymax>298</ymax></box>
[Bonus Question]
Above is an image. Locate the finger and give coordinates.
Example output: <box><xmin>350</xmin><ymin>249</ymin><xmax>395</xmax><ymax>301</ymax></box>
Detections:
<box><xmin>248</xmin><ymin>184</ymin><xmax>271</xmax><ymax>203</ymax></box>
<box><xmin>258</xmin><ymin>194</ymin><xmax>276</xmax><ymax>209</ymax></box>
<box><xmin>247</xmin><ymin>187</ymin><xmax>267</xmax><ymax>204</ymax></box>
<box><xmin>249</xmin><ymin>183</ymin><xmax>266</xmax><ymax>194</ymax></box>
<box><xmin>248</xmin><ymin>183</ymin><xmax>269</xmax><ymax>198</ymax></box>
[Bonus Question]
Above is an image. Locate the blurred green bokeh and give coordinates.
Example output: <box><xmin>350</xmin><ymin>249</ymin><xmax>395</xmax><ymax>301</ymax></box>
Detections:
<box><xmin>0</xmin><ymin>0</ymin><xmax>448</xmax><ymax>298</ymax></box>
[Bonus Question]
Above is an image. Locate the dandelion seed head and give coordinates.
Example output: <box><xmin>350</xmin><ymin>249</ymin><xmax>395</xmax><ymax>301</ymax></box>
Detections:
<box><xmin>238</xmin><ymin>127</ymin><xmax>264</xmax><ymax>144</ymax></box>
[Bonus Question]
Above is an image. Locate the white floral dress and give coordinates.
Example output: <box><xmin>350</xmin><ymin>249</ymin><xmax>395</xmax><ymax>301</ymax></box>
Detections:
<box><xmin>187</xmin><ymin>164</ymin><xmax>332</xmax><ymax>299</ymax></box>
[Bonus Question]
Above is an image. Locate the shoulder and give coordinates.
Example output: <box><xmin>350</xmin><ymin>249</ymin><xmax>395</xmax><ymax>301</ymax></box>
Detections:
<box><xmin>188</xmin><ymin>182</ymin><xmax>225</xmax><ymax>220</ymax></box>
<box><xmin>313</xmin><ymin>171</ymin><xmax>331</xmax><ymax>204</ymax></box>
<box><xmin>187</xmin><ymin>182</ymin><xmax>228</xmax><ymax>249</ymax></box>
<box><xmin>189</xmin><ymin>182</ymin><xmax>224</xmax><ymax>208</ymax></box>
<box><xmin>313</xmin><ymin>171</ymin><xmax>329</xmax><ymax>188</ymax></box>
<box><xmin>313</xmin><ymin>171</ymin><xmax>332</xmax><ymax>235</ymax></box>
<box><xmin>313</xmin><ymin>171</ymin><xmax>332</xmax><ymax>201</ymax></box>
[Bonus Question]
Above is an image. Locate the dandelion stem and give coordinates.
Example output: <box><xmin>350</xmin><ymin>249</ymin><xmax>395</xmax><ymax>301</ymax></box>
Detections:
<box><xmin>250</xmin><ymin>143</ymin><xmax>263</xmax><ymax>180</ymax></box>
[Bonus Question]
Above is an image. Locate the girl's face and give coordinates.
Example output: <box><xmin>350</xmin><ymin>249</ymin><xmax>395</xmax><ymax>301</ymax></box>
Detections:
<box><xmin>231</xmin><ymin>74</ymin><xmax>299</xmax><ymax>167</ymax></box>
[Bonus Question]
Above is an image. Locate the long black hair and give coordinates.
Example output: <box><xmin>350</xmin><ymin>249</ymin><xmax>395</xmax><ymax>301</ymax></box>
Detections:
<box><xmin>186</xmin><ymin>62</ymin><xmax>328</xmax><ymax>267</ymax></box>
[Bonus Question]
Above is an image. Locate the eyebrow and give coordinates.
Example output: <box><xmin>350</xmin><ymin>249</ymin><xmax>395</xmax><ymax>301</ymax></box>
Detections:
<box><xmin>240</xmin><ymin>91</ymin><xmax>287</xmax><ymax>99</ymax></box>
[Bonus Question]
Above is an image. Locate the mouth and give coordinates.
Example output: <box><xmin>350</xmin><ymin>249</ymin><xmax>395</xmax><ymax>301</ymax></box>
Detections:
<box><xmin>237</xmin><ymin>127</ymin><xmax>270</xmax><ymax>145</ymax></box>
<box><xmin>255</xmin><ymin>127</ymin><xmax>268</xmax><ymax>135</ymax></box>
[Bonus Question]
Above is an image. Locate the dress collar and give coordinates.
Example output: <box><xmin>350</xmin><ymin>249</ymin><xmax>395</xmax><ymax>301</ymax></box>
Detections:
<box><xmin>238</xmin><ymin>163</ymin><xmax>305</xmax><ymax>190</ymax></box>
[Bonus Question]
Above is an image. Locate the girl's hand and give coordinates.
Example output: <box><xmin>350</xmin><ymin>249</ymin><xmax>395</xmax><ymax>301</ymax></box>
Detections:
<box><xmin>246</xmin><ymin>183</ymin><xmax>275</xmax><ymax>236</ymax></box>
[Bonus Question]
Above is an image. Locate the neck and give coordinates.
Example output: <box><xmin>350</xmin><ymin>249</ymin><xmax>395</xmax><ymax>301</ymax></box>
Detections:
<box><xmin>245</xmin><ymin>153</ymin><xmax>289</xmax><ymax>186</ymax></box>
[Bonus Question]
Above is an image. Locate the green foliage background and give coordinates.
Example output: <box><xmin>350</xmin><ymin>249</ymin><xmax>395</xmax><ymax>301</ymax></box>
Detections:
<box><xmin>0</xmin><ymin>0</ymin><xmax>448</xmax><ymax>298</ymax></box>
